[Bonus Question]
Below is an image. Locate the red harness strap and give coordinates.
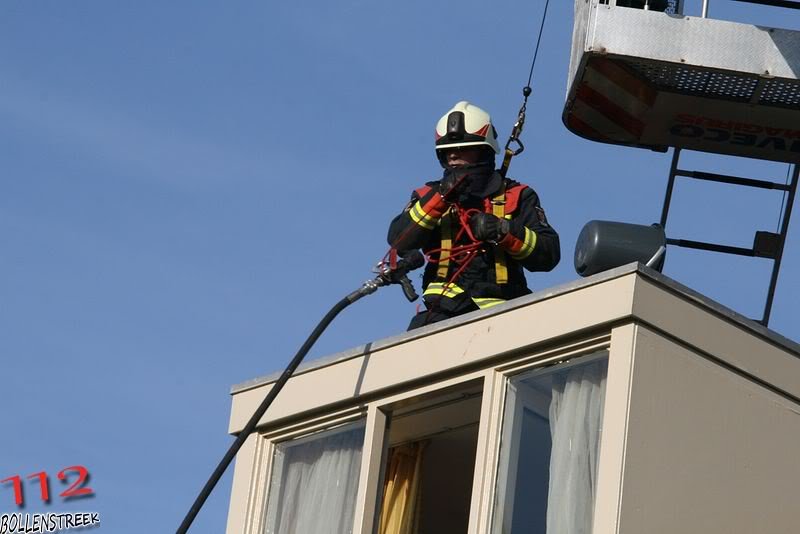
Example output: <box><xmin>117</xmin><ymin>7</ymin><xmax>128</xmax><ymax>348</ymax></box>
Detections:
<box><xmin>430</xmin><ymin>181</ymin><xmax>528</xmax><ymax>285</ymax></box>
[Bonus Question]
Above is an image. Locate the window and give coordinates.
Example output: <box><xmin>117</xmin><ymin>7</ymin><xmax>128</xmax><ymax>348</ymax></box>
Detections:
<box><xmin>492</xmin><ymin>353</ymin><xmax>608</xmax><ymax>534</ymax></box>
<box><xmin>377</xmin><ymin>381</ymin><xmax>483</xmax><ymax>534</ymax></box>
<box><xmin>263</xmin><ymin>421</ymin><xmax>366</xmax><ymax>534</ymax></box>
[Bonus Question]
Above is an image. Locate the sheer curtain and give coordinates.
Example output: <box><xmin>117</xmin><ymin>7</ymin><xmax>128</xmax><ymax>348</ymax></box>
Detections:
<box><xmin>546</xmin><ymin>359</ymin><xmax>607</xmax><ymax>534</ymax></box>
<box><xmin>264</xmin><ymin>423</ymin><xmax>365</xmax><ymax>534</ymax></box>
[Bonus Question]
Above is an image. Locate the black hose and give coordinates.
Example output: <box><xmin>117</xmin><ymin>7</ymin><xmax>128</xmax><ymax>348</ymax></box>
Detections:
<box><xmin>176</xmin><ymin>296</ymin><xmax>352</xmax><ymax>534</ymax></box>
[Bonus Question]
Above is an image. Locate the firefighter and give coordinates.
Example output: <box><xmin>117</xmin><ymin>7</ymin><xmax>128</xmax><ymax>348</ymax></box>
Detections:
<box><xmin>388</xmin><ymin>101</ymin><xmax>560</xmax><ymax>330</ymax></box>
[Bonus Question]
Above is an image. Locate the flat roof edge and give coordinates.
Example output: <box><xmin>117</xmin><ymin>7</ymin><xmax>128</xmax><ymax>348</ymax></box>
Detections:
<box><xmin>230</xmin><ymin>263</ymin><xmax>643</xmax><ymax>395</ymax></box>
<box><xmin>636</xmin><ymin>267</ymin><xmax>800</xmax><ymax>357</ymax></box>
<box><xmin>230</xmin><ymin>263</ymin><xmax>800</xmax><ymax>396</ymax></box>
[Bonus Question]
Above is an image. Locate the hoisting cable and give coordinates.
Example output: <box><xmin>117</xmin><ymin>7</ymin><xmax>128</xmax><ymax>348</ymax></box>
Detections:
<box><xmin>176</xmin><ymin>252</ymin><xmax>424</xmax><ymax>533</ymax></box>
<box><xmin>500</xmin><ymin>0</ymin><xmax>552</xmax><ymax>177</ymax></box>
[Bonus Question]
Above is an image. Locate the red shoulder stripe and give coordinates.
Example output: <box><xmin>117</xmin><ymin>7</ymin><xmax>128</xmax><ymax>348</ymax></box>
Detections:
<box><xmin>504</xmin><ymin>184</ymin><xmax>528</xmax><ymax>214</ymax></box>
<box><xmin>415</xmin><ymin>185</ymin><xmax>433</xmax><ymax>198</ymax></box>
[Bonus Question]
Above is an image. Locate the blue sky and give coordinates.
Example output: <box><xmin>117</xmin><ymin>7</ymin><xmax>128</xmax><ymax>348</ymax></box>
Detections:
<box><xmin>1</xmin><ymin>1</ymin><xmax>797</xmax><ymax>531</ymax></box>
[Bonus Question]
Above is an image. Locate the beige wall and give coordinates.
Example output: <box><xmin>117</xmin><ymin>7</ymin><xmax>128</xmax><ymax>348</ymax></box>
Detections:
<box><xmin>618</xmin><ymin>325</ymin><xmax>800</xmax><ymax>534</ymax></box>
<box><xmin>229</xmin><ymin>274</ymin><xmax>636</xmax><ymax>434</ymax></box>
<box><xmin>632</xmin><ymin>277</ymin><xmax>800</xmax><ymax>399</ymax></box>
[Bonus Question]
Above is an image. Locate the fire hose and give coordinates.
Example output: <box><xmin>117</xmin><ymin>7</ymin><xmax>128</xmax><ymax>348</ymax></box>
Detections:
<box><xmin>176</xmin><ymin>252</ymin><xmax>424</xmax><ymax>533</ymax></box>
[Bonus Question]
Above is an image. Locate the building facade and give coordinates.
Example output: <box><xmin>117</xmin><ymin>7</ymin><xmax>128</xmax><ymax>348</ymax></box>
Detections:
<box><xmin>225</xmin><ymin>264</ymin><xmax>800</xmax><ymax>534</ymax></box>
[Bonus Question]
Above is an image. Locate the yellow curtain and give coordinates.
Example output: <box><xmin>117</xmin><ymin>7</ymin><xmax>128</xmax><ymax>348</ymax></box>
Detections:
<box><xmin>378</xmin><ymin>441</ymin><xmax>428</xmax><ymax>534</ymax></box>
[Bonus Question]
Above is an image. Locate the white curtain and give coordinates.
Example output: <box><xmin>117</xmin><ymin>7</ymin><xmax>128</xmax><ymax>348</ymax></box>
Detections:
<box><xmin>264</xmin><ymin>424</ymin><xmax>364</xmax><ymax>534</ymax></box>
<box><xmin>546</xmin><ymin>359</ymin><xmax>607</xmax><ymax>534</ymax></box>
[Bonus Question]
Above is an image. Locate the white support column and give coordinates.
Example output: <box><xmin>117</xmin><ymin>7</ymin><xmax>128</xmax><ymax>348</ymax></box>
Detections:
<box><xmin>353</xmin><ymin>405</ymin><xmax>388</xmax><ymax>534</ymax></box>
<box><xmin>591</xmin><ymin>323</ymin><xmax>638</xmax><ymax>534</ymax></box>
<box><xmin>469</xmin><ymin>370</ymin><xmax>505</xmax><ymax>534</ymax></box>
<box><xmin>225</xmin><ymin>432</ymin><xmax>262</xmax><ymax>534</ymax></box>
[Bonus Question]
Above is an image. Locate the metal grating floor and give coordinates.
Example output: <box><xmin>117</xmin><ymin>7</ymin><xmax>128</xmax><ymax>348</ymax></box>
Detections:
<box><xmin>622</xmin><ymin>58</ymin><xmax>800</xmax><ymax>109</ymax></box>
<box><xmin>761</xmin><ymin>79</ymin><xmax>800</xmax><ymax>107</ymax></box>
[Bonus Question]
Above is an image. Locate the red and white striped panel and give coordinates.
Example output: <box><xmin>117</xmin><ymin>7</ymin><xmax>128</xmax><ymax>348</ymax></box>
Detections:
<box><xmin>567</xmin><ymin>57</ymin><xmax>656</xmax><ymax>145</ymax></box>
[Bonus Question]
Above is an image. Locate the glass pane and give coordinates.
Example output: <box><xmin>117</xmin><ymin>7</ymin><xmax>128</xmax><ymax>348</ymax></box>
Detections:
<box><xmin>492</xmin><ymin>354</ymin><xmax>608</xmax><ymax>534</ymax></box>
<box><xmin>264</xmin><ymin>421</ymin><xmax>366</xmax><ymax>534</ymax></box>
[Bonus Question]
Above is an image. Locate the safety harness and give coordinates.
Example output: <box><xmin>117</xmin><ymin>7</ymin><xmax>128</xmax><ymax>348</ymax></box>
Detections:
<box><xmin>415</xmin><ymin>180</ymin><xmax>528</xmax><ymax>310</ymax></box>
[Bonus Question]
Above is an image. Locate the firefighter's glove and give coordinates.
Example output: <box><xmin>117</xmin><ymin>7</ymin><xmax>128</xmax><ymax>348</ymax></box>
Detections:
<box><xmin>439</xmin><ymin>168</ymin><xmax>469</xmax><ymax>203</ymax></box>
<box><xmin>470</xmin><ymin>213</ymin><xmax>510</xmax><ymax>244</ymax></box>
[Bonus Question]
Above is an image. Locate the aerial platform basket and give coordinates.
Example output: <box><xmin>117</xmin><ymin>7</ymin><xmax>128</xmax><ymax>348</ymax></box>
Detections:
<box><xmin>564</xmin><ymin>0</ymin><xmax>800</xmax><ymax>163</ymax></box>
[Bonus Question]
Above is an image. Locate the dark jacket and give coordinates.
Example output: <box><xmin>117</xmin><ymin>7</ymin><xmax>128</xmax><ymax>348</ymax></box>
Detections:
<box><xmin>388</xmin><ymin>171</ymin><xmax>560</xmax><ymax>319</ymax></box>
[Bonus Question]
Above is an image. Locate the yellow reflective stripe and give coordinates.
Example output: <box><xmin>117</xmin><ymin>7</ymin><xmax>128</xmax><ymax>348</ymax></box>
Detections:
<box><xmin>510</xmin><ymin>227</ymin><xmax>537</xmax><ymax>260</ymax></box>
<box><xmin>409</xmin><ymin>201</ymin><xmax>437</xmax><ymax>230</ymax></box>
<box><xmin>423</xmin><ymin>282</ymin><xmax>464</xmax><ymax>299</ymax></box>
<box><xmin>437</xmin><ymin>210</ymin><xmax>452</xmax><ymax>279</ymax></box>
<box><xmin>472</xmin><ymin>297</ymin><xmax>506</xmax><ymax>309</ymax></box>
<box><xmin>492</xmin><ymin>189</ymin><xmax>508</xmax><ymax>285</ymax></box>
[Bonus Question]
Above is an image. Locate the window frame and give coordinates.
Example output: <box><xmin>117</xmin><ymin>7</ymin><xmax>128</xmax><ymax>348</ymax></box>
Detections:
<box><xmin>474</xmin><ymin>336</ymin><xmax>613</xmax><ymax>534</ymax></box>
<box><xmin>489</xmin><ymin>350</ymin><xmax>610</xmax><ymax>534</ymax></box>
<box><xmin>359</xmin><ymin>372</ymin><xmax>490</xmax><ymax>534</ymax></box>
<box><xmin>247</xmin><ymin>407</ymin><xmax>368</xmax><ymax>534</ymax></box>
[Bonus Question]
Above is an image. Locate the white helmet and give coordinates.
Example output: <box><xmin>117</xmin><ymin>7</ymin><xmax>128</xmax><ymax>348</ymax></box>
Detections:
<box><xmin>435</xmin><ymin>101</ymin><xmax>500</xmax><ymax>157</ymax></box>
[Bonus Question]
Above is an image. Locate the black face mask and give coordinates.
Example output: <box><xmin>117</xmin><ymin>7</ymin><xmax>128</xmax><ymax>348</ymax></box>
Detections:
<box><xmin>442</xmin><ymin>161</ymin><xmax>496</xmax><ymax>202</ymax></box>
